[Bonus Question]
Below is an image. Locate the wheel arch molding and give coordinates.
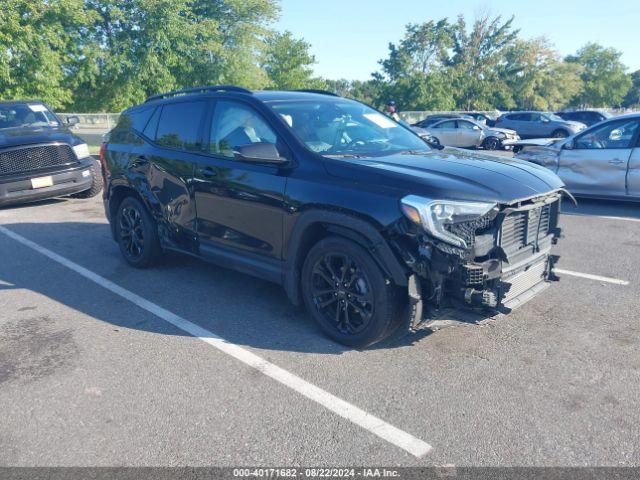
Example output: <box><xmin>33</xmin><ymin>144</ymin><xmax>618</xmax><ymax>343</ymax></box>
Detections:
<box><xmin>283</xmin><ymin>209</ymin><xmax>409</xmax><ymax>306</ymax></box>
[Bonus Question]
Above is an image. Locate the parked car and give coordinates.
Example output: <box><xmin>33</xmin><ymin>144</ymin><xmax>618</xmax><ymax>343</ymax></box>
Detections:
<box><xmin>466</xmin><ymin>112</ymin><xmax>497</xmax><ymax>127</ymax></box>
<box><xmin>495</xmin><ymin>111</ymin><xmax>586</xmax><ymax>139</ymax></box>
<box><xmin>412</xmin><ymin>113</ymin><xmax>473</xmax><ymax>128</ymax></box>
<box><xmin>0</xmin><ymin>101</ymin><xmax>102</xmax><ymax>207</ymax></box>
<box><xmin>515</xmin><ymin>113</ymin><xmax>640</xmax><ymax>200</ymax></box>
<box><xmin>420</xmin><ymin>118</ymin><xmax>519</xmax><ymax>149</ymax></box>
<box><xmin>103</xmin><ymin>86</ymin><xmax>566</xmax><ymax>347</ymax></box>
<box><xmin>555</xmin><ymin>110</ymin><xmax>611</xmax><ymax>127</ymax></box>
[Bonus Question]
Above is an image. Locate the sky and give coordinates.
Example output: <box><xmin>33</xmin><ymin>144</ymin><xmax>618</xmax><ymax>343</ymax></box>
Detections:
<box><xmin>275</xmin><ymin>0</ymin><xmax>640</xmax><ymax>81</ymax></box>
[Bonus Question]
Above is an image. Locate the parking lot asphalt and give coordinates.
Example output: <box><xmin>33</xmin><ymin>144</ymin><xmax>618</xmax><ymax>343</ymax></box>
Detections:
<box><xmin>1</xmin><ymin>193</ymin><xmax>639</xmax><ymax>467</ymax></box>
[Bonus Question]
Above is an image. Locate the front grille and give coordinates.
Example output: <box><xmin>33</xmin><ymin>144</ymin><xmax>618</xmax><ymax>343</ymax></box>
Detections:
<box><xmin>462</xmin><ymin>264</ymin><xmax>484</xmax><ymax>285</ymax></box>
<box><xmin>0</xmin><ymin>144</ymin><xmax>77</xmax><ymax>176</ymax></box>
<box><xmin>500</xmin><ymin>203</ymin><xmax>552</xmax><ymax>252</ymax></box>
<box><xmin>444</xmin><ymin>212</ymin><xmax>493</xmax><ymax>247</ymax></box>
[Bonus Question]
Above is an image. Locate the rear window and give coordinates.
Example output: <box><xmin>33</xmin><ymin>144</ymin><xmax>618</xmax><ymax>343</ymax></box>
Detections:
<box><xmin>155</xmin><ymin>101</ymin><xmax>206</xmax><ymax>151</ymax></box>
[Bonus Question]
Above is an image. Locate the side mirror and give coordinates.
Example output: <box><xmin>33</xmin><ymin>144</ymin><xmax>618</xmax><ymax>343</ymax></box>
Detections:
<box><xmin>563</xmin><ymin>140</ymin><xmax>574</xmax><ymax>150</ymax></box>
<box><xmin>234</xmin><ymin>142</ymin><xmax>287</xmax><ymax>165</ymax></box>
<box><xmin>66</xmin><ymin>115</ymin><xmax>80</xmax><ymax>126</ymax></box>
<box><xmin>473</xmin><ymin>125</ymin><xmax>481</xmax><ymax>130</ymax></box>
<box><xmin>541</xmin><ymin>118</ymin><xmax>550</xmax><ymax>123</ymax></box>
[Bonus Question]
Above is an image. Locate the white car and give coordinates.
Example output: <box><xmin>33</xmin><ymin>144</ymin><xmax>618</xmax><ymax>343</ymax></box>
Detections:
<box><xmin>421</xmin><ymin>118</ymin><xmax>519</xmax><ymax>149</ymax></box>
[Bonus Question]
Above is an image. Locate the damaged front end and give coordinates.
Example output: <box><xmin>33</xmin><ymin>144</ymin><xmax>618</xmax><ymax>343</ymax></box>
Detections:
<box><xmin>391</xmin><ymin>191</ymin><xmax>566</xmax><ymax>321</ymax></box>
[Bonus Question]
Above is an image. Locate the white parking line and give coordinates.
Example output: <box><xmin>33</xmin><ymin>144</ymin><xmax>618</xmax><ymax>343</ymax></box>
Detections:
<box><xmin>563</xmin><ymin>213</ymin><xmax>640</xmax><ymax>223</ymax></box>
<box><xmin>554</xmin><ymin>268</ymin><xmax>630</xmax><ymax>286</ymax></box>
<box><xmin>0</xmin><ymin>225</ymin><xmax>432</xmax><ymax>459</ymax></box>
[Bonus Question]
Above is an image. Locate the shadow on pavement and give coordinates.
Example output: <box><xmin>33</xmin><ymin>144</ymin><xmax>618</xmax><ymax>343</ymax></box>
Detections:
<box><xmin>0</xmin><ymin>221</ymin><xmax>449</xmax><ymax>354</ymax></box>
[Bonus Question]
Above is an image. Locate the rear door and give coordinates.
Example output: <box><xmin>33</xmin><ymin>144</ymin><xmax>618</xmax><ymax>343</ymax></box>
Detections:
<box><xmin>558</xmin><ymin>118</ymin><xmax>640</xmax><ymax>198</ymax></box>
<box><xmin>125</xmin><ymin>100</ymin><xmax>207</xmax><ymax>252</ymax></box>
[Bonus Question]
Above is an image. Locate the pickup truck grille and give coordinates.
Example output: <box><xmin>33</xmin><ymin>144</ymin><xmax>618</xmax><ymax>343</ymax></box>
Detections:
<box><xmin>0</xmin><ymin>144</ymin><xmax>77</xmax><ymax>176</ymax></box>
<box><xmin>500</xmin><ymin>203</ymin><xmax>553</xmax><ymax>252</ymax></box>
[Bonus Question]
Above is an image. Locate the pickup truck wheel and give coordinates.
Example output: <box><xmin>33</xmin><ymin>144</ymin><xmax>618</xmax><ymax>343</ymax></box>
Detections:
<box><xmin>115</xmin><ymin>197</ymin><xmax>161</xmax><ymax>268</ymax></box>
<box><xmin>69</xmin><ymin>159</ymin><xmax>103</xmax><ymax>198</ymax></box>
<box><xmin>301</xmin><ymin>236</ymin><xmax>400</xmax><ymax>348</ymax></box>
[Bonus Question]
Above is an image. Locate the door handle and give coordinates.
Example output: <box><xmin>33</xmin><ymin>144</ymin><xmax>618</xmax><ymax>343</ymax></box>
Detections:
<box><xmin>198</xmin><ymin>166</ymin><xmax>217</xmax><ymax>178</ymax></box>
<box><xmin>608</xmin><ymin>158</ymin><xmax>625</xmax><ymax>165</ymax></box>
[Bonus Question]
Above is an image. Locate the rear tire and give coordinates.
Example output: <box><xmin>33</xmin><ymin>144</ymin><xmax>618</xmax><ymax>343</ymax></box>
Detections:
<box><xmin>301</xmin><ymin>236</ymin><xmax>401</xmax><ymax>348</ymax></box>
<box><xmin>115</xmin><ymin>196</ymin><xmax>162</xmax><ymax>268</ymax></box>
<box><xmin>70</xmin><ymin>160</ymin><xmax>103</xmax><ymax>199</ymax></box>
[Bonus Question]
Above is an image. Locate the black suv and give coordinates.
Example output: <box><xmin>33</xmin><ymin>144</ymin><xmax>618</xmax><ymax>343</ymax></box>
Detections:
<box><xmin>103</xmin><ymin>86</ymin><xmax>566</xmax><ymax>347</ymax></box>
<box><xmin>0</xmin><ymin>101</ymin><xmax>103</xmax><ymax>207</ymax></box>
<box><xmin>555</xmin><ymin>110</ymin><xmax>611</xmax><ymax>127</ymax></box>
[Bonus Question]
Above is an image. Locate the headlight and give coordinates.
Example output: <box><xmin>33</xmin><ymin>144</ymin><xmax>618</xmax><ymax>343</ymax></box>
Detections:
<box><xmin>400</xmin><ymin>196</ymin><xmax>497</xmax><ymax>248</ymax></box>
<box><xmin>72</xmin><ymin>143</ymin><xmax>91</xmax><ymax>159</ymax></box>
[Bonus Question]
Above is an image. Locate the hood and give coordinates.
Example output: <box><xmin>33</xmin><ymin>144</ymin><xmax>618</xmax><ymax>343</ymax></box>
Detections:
<box><xmin>0</xmin><ymin>125</ymin><xmax>82</xmax><ymax>149</ymax></box>
<box><xmin>324</xmin><ymin>148</ymin><xmax>564</xmax><ymax>204</ymax></box>
<box><xmin>487</xmin><ymin>127</ymin><xmax>517</xmax><ymax>135</ymax></box>
<box><xmin>563</xmin><ymin>120</ymin><xmax>587</xmax><ymax>130</ymax></box>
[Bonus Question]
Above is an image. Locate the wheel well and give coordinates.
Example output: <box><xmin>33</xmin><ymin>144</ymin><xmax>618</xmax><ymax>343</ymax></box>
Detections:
<box><xmin>284</xmin><ymin>215</ymin><xmax>408</xmax><ymax>305</ymax></box>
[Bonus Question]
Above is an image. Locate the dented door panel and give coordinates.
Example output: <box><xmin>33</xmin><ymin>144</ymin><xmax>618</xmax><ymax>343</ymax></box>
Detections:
<box><xmin>558</xmin><ymin>148</ymin><xmax>631</xmax><ymax>198</ymax></box>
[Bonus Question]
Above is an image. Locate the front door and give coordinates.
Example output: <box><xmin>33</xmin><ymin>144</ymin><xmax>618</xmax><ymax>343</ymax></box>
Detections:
<box><xmin>192</xmin><ymin>99</ymin><xmax>288</xmax><ymax>263</ymax></box>
<box><xmin>432</xmin><ymin>120</ymin><xmax>459</xmax><ymax>146</ymax></box>
<box><xmin>456</xmin><ymin>120</ymin><xmax>483</xmax><ymax>147</ymax></box>
<box><xmin>558</xmin><ymin>118</ymin><xmax>640</xmax><ymax>198</ymax></box>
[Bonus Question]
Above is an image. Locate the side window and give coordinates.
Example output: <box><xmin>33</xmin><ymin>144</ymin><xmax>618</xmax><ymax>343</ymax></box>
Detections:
<box><xmin>155</xmin><ymin>101</ymin><xmax>206</xmax><ymax>151</ymax></box>
<box><xmin>209</xmin><ymin>101</ymin><xmax>277</xmax><ymax>158</ymax></box>
<box><xmin>143</xmin><ymin>107</ymin><xmax>161</xmax><ymax>138</ymax></box>
<box><xmin>574</xmin><ymin>120</ymin><xmax>640</xmax><ymax>150</ymax></box>
<box><xmin>457</xmin><ymin>120</ymin><xmax>477</xmax><ymax>130</ymax></box>
<box><xmin>434</xmin><ymin>120</ymin><xmax>456</xmax><ymax>129</ymax></box>
<box><xmin>507</xmin><ymin>114</ymin><xmax>524</xmax><ymax>121</ymax></box>
<box><xmin>115</xmin><ymin>106</ymin><xmax>155</xmax><ymax>133</ymax></box>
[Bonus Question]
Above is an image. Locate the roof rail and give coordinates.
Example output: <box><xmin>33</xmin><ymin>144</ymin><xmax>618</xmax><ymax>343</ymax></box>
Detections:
<box><xmin>294</xmin><ymin>89</ymin><xmax>339</xmax><ymax>97</ymax></box>
<box><xmin>145</xmin><ymin>85</ymin><xmax>252</xmax><ymax>103</ymax></box>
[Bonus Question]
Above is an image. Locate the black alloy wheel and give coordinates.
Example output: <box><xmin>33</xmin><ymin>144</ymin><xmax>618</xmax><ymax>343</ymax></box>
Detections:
<box><xmin>483</xmin><ymin>136</ymin><xmax>500</xmax><ymax>150</ymax></box>
<box><xmin>310</xmin><ymin>252</ymin><xmax>374</xmax><ymax>335</ymax></box>
<box><xmin>301</xmin><ymin>236</ymin><xmax>401</xmax><ymax>347</ymax></box>
<box><xmin>551</xmin><ymin>129</ymin><xmax>569</xmax><ymax>138</ymax></box>
<box><xmin>115</xmin><ymin>196</ymin><xmax>162</xmax><ymax>268</ymax></box>
<box><xmin>119</xmin><ymin>205</ymin><xmax>145</xmax><ymax>260</ymax></box>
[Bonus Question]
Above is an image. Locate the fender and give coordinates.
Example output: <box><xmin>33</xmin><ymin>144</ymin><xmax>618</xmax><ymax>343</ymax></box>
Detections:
<box><xmin>283</xmin><ymin>209</ymin><xmax>409</xmax><ymax>305</ymax></box>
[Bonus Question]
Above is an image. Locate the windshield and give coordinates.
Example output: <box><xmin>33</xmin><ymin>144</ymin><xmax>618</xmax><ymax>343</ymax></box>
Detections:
<box><xmin>545</xmin><ymin>113</ymin><xmax>565</xmax><ymax>122</ymax></box>
<box><xmin>0</xmin><ymin>103</ymin><xmax>60</xmax><ymax>130</ymax></box>
<box><xmin>267</xmin><ymin>99</ymin><xmax>429</xmax><ymax>156</ymax></box>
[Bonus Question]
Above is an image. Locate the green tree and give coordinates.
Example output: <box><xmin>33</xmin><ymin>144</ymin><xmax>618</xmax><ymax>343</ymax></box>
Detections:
<box><xmin>566</xmin><ymin>43</ymin><xmax>632</xmax><ymax>107</ymax></box>
<box><xmin>623</xmin><ymin>70</ymin><xmax>640</xmax><ymax>108</ymax></box>
<box><xmin>373</xmin><ymin>20</ymin><xmax>456</xmax><ymax>110</ymax></box>
<box><xmin>450</xmin><ymin>13</ymin><xmax>519</xmax><ymax>110</ymax></box>
<box><xmin>501</xmin><ymin>38</ymin><xmax>583</xmax><ymax>110</ymax></box>
<box><xmin>73</xmin><ymin>0</ymin><xmax>279</xmax><ymax>111</ymax></box>
<box><xmin>262</xmin><ymin>31</ymin><xmax>324</xmax><ymax>90</ymax></box>
<box><xmin>0</xmin><ymin>0</ymin><xmax>92</xmax><ymax>109</ymax></box>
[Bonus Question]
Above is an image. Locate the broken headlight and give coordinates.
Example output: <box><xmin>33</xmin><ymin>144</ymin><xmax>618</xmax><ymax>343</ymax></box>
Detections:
<box><xmin>400</xmin><ymin>196</ymin><xmax>498</xmax><ymax>249</ymax></box>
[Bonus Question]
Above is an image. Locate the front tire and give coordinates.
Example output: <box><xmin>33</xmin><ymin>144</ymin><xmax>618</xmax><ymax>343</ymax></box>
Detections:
<box><xmin>551</xmin><ymin>129</ymin><xmax>569</xmax><ymax>139</ymax></box>
<box><xmin>301</xmin><ymin>236</ymin><xmax>401</xmax><ymax>348</ymax></box>
<box><xmin>482</xmin><ymin>136</ymin><xmax>501</xmax><ymax>150</ymax></box>
<box><xmin>70</xmin><ymin>160</ymin><xmax>103</xmax><ymax>198</ymax></box>
<box><xmin>115</xmin><ymin>197</ymin><xmax>162</xmax><ymax>268</ymax></box>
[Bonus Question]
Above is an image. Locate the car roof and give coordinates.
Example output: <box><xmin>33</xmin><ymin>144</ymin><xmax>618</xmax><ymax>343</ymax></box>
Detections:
<box><xmin>0</xmin><ymin>100</ymin><xmax>45</xmax><ymax>106</ymax></box>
